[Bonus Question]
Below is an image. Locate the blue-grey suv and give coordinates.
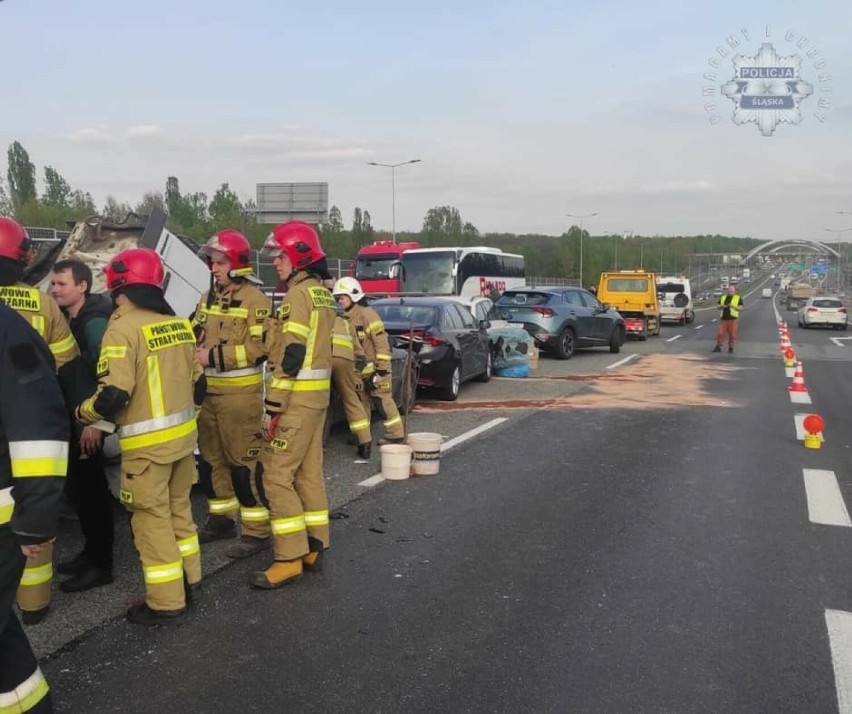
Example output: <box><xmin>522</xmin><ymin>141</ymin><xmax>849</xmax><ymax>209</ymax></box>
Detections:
<box><xmin>496</xmin><ymin>286</ymin><xmax>626</xmax><ymax>360</ymax></box>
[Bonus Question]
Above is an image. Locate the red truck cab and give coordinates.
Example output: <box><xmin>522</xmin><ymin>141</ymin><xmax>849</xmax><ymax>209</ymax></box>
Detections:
<box><xmin>354</xmin><ymin>240</ymin><xmax>420</xmax><ymax>295</ymax></box>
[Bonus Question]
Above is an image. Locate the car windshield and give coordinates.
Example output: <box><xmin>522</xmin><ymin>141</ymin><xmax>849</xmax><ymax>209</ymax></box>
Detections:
<box><xmin>606</xmin><ymin>279</ymin><xmax>649</xmax><ymax>292</ymax></box>
<box><xmin>812</xmin><ymin>299</ymin><xmax>843</xmax><ymax>308</ymax></box>
<box><xmin>657</xmin><ymin>282</ymin><xmax>685</xmax><ymax>293</ymax></box>
<box><xmin>497</xmin><ymin>292</ymin><xmax>552</xmax><ymax>306</ymax></box>
<box><xmin>373</xmin><ymin>304</ymin><xmax>439</xmax><ymax>325</ymax></box>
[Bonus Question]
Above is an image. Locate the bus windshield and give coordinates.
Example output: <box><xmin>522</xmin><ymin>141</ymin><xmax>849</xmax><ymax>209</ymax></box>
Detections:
<box><xmin>400</xmin><ymin>251</ymin><xmax>455</xmax><ymax>294</ymax></box>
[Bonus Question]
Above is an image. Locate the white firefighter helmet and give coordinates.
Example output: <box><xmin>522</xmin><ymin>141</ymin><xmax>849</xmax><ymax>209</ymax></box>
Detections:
<box><xmin>332</xmin><ymin>276</ymin><xmax>365</xmax><ymax>302</ymax></box>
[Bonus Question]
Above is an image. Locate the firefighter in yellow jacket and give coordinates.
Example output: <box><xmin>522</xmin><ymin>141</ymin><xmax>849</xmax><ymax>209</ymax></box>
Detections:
<box><xmin>331</xmin><ymin>313</ymin><xmax>373</xmax><ymax>459</ymax></box>
<box><xmin>251</xmin><ymin>221</ymin><xmax>335</xmax><ymax>589</ymax></box>
<box><xmin>77</xmin><ymin>248</ymin><xmax>204</xmax><ymax>626</ymax></box>
<box><xmin>192</xmin><ymin>230</ymin><xmax>272</xmax><ymax>559</ymax></box>
<box><xmin>0</xmin><ymin>216</ymin><xmax>79</xmax><ymax>627</ymax></box>
<box><xmin>332</xmin><ymin>277</ymin><xmax>405</xmax><ymax>444</ymax></box>
<box><xmin>0</xmin><ymin>303</ymin><xmax>68</xmax><ymax>713</ymax></box>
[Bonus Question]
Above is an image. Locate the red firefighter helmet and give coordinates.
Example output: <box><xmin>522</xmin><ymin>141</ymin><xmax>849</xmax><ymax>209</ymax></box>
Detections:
<box><xmin>105</xmin><ymin>248</ymin><xmax>165</xmax><ymax>292</ymax></box>
<box><xmin>261</xmin><ymin>221</ymin><xmax>325</xmax><ymax>269</ymax></box>
<box><xmin>198</xmin><ymin>229</ymin><xmax>254</xmax><ymax>278</ymax></box>
<box><xmin>0</xmin><ymin>216</ymin><xmax>32</xmax><ymax>266</ymax></box>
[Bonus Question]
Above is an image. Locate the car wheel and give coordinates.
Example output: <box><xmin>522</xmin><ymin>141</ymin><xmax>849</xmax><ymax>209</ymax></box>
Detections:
<box><xmin>638</xmin><ymin>321</ymin><xmax>648</xmax><ymax>341</ymax></box>
<box><xmin>439</xmin><ymin>364</ymin><xmax>461</xmax><ymax>401</ymax></box>
<box><xmin>555</xmin><ymin>328</ymin><xmax>575</xmax><ymax>360</ymax></box>
<box><xmin>609</xmin><ymin>326</ymin><xmax>625</xmax><ymax>354</ymax></box>
<box><xmin>686</xmin><ymin>311</ymin><xmax>695</xmax><ymax>324</ymax></box>
<box><xmin>475</xmin><ymin>348</ymin><xmax>492</xmax><ymax>382</ymax></box>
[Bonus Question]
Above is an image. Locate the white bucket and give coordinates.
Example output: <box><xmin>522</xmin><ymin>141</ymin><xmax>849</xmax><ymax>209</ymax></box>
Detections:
<box><xmin>407</xmin><ymin>432</ymin><xmax>443</xmax><ymax>476</ymax></box>
<box><xmin>380</xmin><ymin>444</ymin><xmax>412</xmax><ymax>480</ymax></box>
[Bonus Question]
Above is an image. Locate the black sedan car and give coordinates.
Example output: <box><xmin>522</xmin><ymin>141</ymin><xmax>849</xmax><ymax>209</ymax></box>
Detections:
<box><xmin>371</xmin><ymin>297</ymin><xmax>492</xmax><ymax>401</ymax></box>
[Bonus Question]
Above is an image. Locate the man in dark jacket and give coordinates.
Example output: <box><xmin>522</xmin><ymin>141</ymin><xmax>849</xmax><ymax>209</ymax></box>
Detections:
<box><xmin>0</xmin><ymin>303</ymin><xmax>68</xmax><ymax>712</ymax></box>
<box><xmin>50</xmin><ymin>259</ymin><xmax>115</xmax><ymax>592</ymax></box>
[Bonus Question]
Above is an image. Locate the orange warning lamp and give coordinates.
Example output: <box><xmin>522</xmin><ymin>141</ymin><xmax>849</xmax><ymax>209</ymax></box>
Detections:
<box><xmin>803</xmin><ymin>414</ymin><xmax>824</xmax><ymax>434</ymax></box>
<box><xmin>784</xmin><ymin>348</ymin><xmax>795</xmax><ymax>361</ymax></box>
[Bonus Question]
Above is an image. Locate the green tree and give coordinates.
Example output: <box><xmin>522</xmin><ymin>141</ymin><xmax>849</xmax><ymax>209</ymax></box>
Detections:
<box><xmin>7</xmin><ymin>141</ymin><xmax>37</xmax><ymax>210</ymax></box>
<box><xmin>165</xmin><ymin>176</ymin><xmax>182</xmax><ymax>217</ymax></box>
<box><xmin>422</xmin><ymin>205</ymin><xmax>465</xmax><ymax>244</ymax></box>
<box><xmin>102</xmin><ymin>195</ymin><xmax>133</xmax><ymax>222</ymax></box>
<box><xmin>69</xmin><ymin>189</ymin><xmax>96</xmax><ymax>214</ymax></box>
<box><xmin>42</xmin><ymin>166</ymin><xmax>72</xmax><ymax>207</ymax></box>
<box><xmin>327</xmin><ymin>205</ymin><xmax>343</xmax><ymax>233</ymax></box>
<box><xmin>0</xmin><ymin>177</ymin><xmax>12</xmax><ymax>216</ymax></box>
<box><xmin>135</xmin><ymin>191</ymin><xmax>167</xmax><ymax>217</ymax></box>
<box><xmin>363</xmin><ymin>210</ymin><xmax>374</xmax><ymax>237</ymax></box>
<box><xmin>352</xmin><ymin>207</ymin><xmax>362</xmax><ymax>232</ymax></box>
<box><xmin>208</xmin><ymin>182</ymin><xmax>243</xmax><ymax>229</ymax></box>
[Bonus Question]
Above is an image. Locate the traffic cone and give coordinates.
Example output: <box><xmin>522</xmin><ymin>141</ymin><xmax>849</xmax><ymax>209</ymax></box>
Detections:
<box><xmin>780</xmin><ymin>332</ymin><xmax>792</xmax><ymax>351</ymax></box>
<box><xmin>789</xmin><ymin>361</ymin><xmax>808</xmax><ymax>392</ymax></box>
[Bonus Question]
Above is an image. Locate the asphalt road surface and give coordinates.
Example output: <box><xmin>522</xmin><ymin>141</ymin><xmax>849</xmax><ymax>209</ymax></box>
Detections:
<box><xmin>37</xmin><ymin>286</ymin><xmax>852</xmax><ymax>712</ymax></box>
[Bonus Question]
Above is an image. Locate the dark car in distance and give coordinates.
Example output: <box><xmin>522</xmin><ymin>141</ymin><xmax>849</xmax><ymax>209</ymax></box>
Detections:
<box><xmin>496</xmin><ymin>286</ymin><xmax>626</xmax><ymax>359</ymax></box>
<box><xmin>371</xmin><ymin>297</ymin><xmax>492</xmax><ymax>401</ymax></box>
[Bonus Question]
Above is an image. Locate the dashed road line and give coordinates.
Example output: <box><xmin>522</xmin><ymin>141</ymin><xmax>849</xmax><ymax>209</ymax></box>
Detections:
<box><xmin>666</xmin><ymin>335</ymin><xmax>682</xmax><ymax>343</ymax></box>
<box><xmin>803</xmin><ymin>469</ymin><xmax>851</xmax><ymax>527</ymax></box>
<box><xmin>606</xmin><ymin>354</ymin><xmax>638</xmax><ymax>370</ymax></box>
<box><xmin>790</xmin><ymin>391</ymin><xmax>813</xmax><ymax>405</ymax></box>
<box><xmin>825</xmin><ymin>609</ymin><xmax>852</xmax><ymax>713</ymax></box>
<box><xmin>357</xmin><ymin>418</ymin><xmax>508</xmax><ymax>487</ymax></box>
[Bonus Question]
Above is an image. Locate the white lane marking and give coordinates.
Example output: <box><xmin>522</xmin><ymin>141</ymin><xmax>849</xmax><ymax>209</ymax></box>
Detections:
<box><xmin>606</xmin><ymin>354</ymin><xmax>638</xmax><ymax>370</ymax></box>
<box><xmin>803</xmin><ymin>469</ymin><xmax>851</xmax><ymax>527</ymax></box>
<box><xmin>694</xmin><ymin>324</ymin><xmax>705</xmax><ymax>330</ymax></box>
<box><xmin>357</xmin><ymin>418</ymin><xmax>508</xmax><ymax>487</ymax></box>
<box><xmin>666</xmin><ymin>335</ymin><xmax>682</xmax><ymax>343</ymax></box>
<box><xmin>357</xmin><ymin>474</ymin><xmax>385</xmax><ymax>488</ymax></box>
<box><xmin>825</xmin><ymin>609</ymin><xmax>852</xmax><ymax>713</ymax></box>
<box><xmin>790</xmin><ymin>391</ymin><xmax>813</xmax><ymax>405</ymax></box>
<box><xmin>831</xmin><ymin>337</ymin><xmax>852</xmax><ymax>347</ymax></box>
<box><xmin>785</xmin><ymin>366</ymin><xmax>796</xmax><ymax>378</ymax></box>
<box><xmin>441</xmin><ymin>417</ymin><xmax>507</xmax><ymax>452</ymax></box>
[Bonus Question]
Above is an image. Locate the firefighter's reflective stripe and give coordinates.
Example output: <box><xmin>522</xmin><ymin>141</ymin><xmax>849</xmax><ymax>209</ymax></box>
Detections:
<box><xmin>19</xmin><ymin>562</ymin><xmax>52</xmax><ymax>586</ymax></box>
<box><xmin>333</xmin><ymin>332</ymin><xmax>353</xmax><ymax>350</ymax></box>
<box><xmin>100</xmin><ymin>345</ymin><xmax>128</xmax><ymax>359</ymax></box>
<box><xmin>368</xmin><ymin>320</ymin><xmax>384</xmax><ymax>334</ymax></box>
<box><xmin>375</xmin><ymin>351</ymin><xmax>392</xmax><ymax>362</ymax></box>
<box><xmin>305</xmin><ymin>311</ymin><xmax>319</xmax><ymax>366</ymax></box>
<box><xmin>349</xmin><ymin>418</ymin><xmax>369</xmax><ymax>432</ymax></box>
<box><xmin>270</xmin><ymin>514</ymin><xmax>306</xmax><ymax>535</ymax></box>
<box><xmin>204</xmin><ymin>365</ymin><xmax>264</xmax><ymax>388</ymax></box>
<box><xmin>241</xmin><ymin>506</ymin><xmax>270</xmax><ymax>523</ymax></box>
<box><xmin>234</xmin><ymin>345</ymin><xmax>248</xmax><ymax>368</ymax></box>
<box><xmin>304</xmin><ymin>510</ymin><xmax>329</xmax><ymax>527</ymax></box>
<box><xmin>0</xmin><ymin>486</ymin><xmax>12</xmax><ymax>524</ymax></box>
<box><xmin>284</xmin><ymin>321</ymin><xmax>310</xmax><ymax>338</ymax></box>
<box><xmin>249</xmin><ymin>325</ymin><xmax>264</xmax><ymax>337</ymax></box>
<box><xmin>176</xmin><ymin>534</ymin><xmax>200</xmax><ymax>558</ymax></box>
<box><xmin>268</xmin><ymin>368</ymin><xmax>332</xmax><ymax>393</ymax></box>
<box><xmin>29</xmin><ymin>314</ymin><xmax>45</xmax><ymax>337</ymax></box>
<box><xmin>119</xmin><ymin>407</ymin><xmax>196</xmax><ymax>438</ymax></box>
<box><xmin>201</xmin><ymin>305</ymin><xmax>249</xmax><ymax>319</ymax></box>
<box><xmin>143</xmin><ymin>560</ymin><xmax>184</xmax><ymax>585</ymax></box>
<box><xmin>49</xmin><ymin>332</ymin><xmax>77</xmax><ymax>360</ymax></box>
<box><xmin>146</xmin><ymin>355</ymin><xmax>166</xmax><ymax>418</ymax></box>
<box><xmin>117</xmin><ymin>408</ymin><xmax>197</xmax><ymax>451</ymax></box>
<box><xmin>0</xmin><ymin>666</ymin><xmax>50</xmax><ymax>713</ymax></box>
<box><xmin>383</xmin><ymin>415</ymin><xmax>402</xmax><ymax>429</ymax></box>
<box><xmin>209</xmin><ymin>497</ymin><xmax>239</xmax><ymax>514</ymax></box>
<box><xmin>8</xmin><ymin>440</ymin><xmax>68</xmax><ymax>478</ymax></box>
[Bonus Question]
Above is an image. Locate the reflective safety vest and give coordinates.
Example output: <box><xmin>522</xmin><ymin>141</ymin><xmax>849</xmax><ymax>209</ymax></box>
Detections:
<box><xmin>346</xmin><ymin>303</ymin><xmax>392</xmax><ymax>373</ymax></box>
<box><xmin>191</xmin><ymin>281</ymin><xmax>270</xmax><ymax>395</ymax></box>
<box><xmin>0</xmin><ymin>282</ymin><xmax>79</xmax><ymax>369</ymax></box>
<box><xmin>0</xmin><ymin>303</ymin><xmax>68</xmax><ymax>541</ymax></box>
<box><xmin>79</xmin><ymin>303</ymin><xmax>200</xmax><ymax>462</ymax></box>
<box><xmin>265</xmin><ymin>272</ymin><xmax>335</xmax><ymax>412</ymax></box>
<box><xmin>719</xmin><ymin>294</ymin><xmax>742</xmax><ymax>318</ymax></box>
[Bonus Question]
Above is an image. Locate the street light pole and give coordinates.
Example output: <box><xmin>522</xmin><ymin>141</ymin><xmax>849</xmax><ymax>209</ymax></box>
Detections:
<box><xmin>566</xmin><ymin>212</ymin><xmax>599</xmax><ymax>286</ymax></box>
<box><xmin>367</xmin><ymin>159</ymin><xmax>422</xmax><ymax>243</ymax></box>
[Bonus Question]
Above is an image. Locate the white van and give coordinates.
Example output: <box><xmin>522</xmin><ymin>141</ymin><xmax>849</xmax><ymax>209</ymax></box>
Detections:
<box><xmin>656</xmin><ymin>276</ymin><xmax>694</xmax><ymax>325</ymax></box>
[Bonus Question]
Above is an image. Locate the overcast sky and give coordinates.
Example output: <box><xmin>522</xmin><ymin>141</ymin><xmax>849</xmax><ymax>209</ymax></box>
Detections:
<box><xmin>2</xmin><ymin>0</ymin><xmax>851</xmax><ymax>241</ymax></box>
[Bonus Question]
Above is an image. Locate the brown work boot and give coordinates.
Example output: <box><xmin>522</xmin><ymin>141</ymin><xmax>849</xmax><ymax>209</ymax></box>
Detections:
<box><xmin>226</xmin><ymin>536</ymin><xmax>271</xmax><ymax>560</ymax></box>
<box><xmin>357</xmin><ymin>442</ymin><xmax>372</xmax><ymax>460</ymax></box>
<box><xmin>198</xmin><ymin>515</ymin><xmax>236</xmax><ymax>544</ymax></box>
<box><xmin>303</xmin><ymin>536</ymin><xmax>325</xmax><ymax>573</ymax></box>
<box><xmin>126</xmin><ymin>603</ymin><xmax>186</xmax><ymax>627</ymax></box>
<box><xmin>249</xmin><ymin>560</ymin><xmax>303</xmax><ymax>589</ymax></box>
<box><xmin>377</xmin><ymin>436</ymin><xmax>405</xmax><ymax>446</ymax></box>
<box><xmin>20</xmin><ymin>607</ymin><xmax>49</xmax><ymax>626</ymax></box>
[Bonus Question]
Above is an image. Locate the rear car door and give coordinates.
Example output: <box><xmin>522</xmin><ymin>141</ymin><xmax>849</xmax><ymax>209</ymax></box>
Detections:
<box><xmin>579</xmin><ymin>290</ymin><xmax>611</xmax><ymax>342</ymax></box>
<box><xmin>562</xmin><ymin>289</ymin><xmax>595</xmax><ymax>344</ymax></box>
